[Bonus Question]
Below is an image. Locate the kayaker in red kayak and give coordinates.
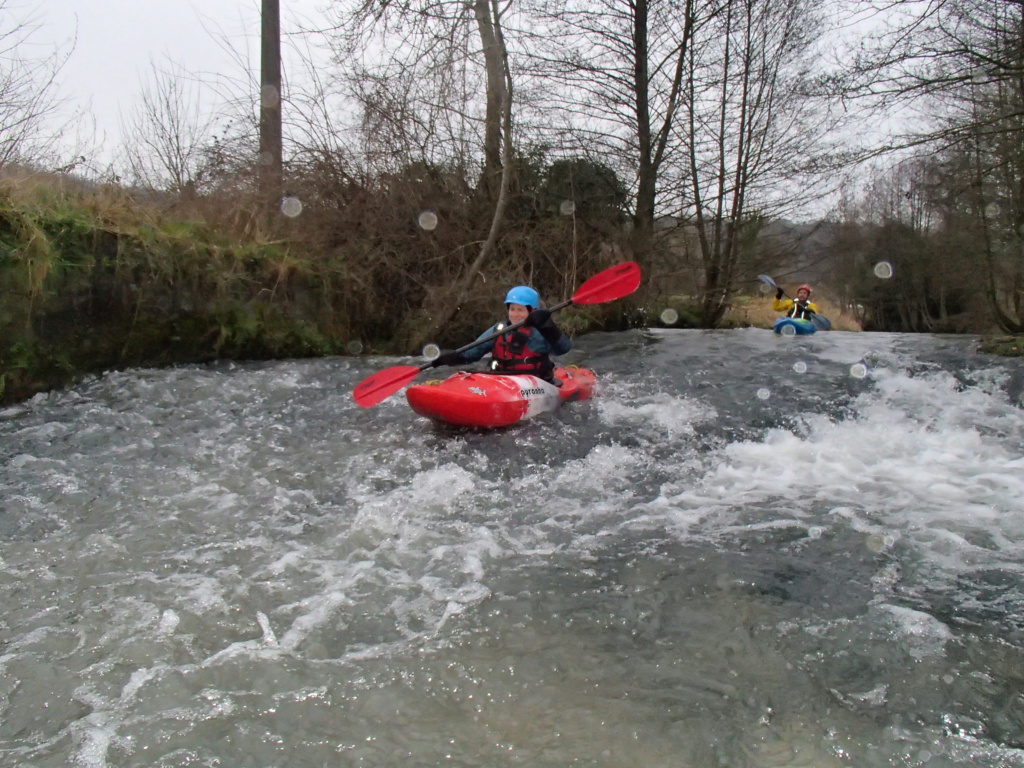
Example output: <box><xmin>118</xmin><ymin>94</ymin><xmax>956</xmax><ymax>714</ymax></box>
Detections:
<box><xmin>773</xmin><ymin>283</ymin><xmax>819</xmax><ymax>320</ymax></box>
<box><xmin>430</xmin><ymin>285</ymin><xmax>571</xmax><ymax>384</ymax></box>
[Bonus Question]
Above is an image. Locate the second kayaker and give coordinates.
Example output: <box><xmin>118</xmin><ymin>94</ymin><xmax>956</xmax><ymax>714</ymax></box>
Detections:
<box><xmin>773</xmin><ymin>283</ymin><xmax>819</xmax><ymax>320</ymax></box>
<box><xmin>430</xmin><ymin>285</ymin><xmax>571</xmax><ymax>384</ymax></box>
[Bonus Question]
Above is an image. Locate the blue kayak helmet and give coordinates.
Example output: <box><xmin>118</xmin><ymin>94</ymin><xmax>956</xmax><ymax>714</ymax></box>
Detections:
<box><xmin>504</xmin><ymin>285</ymin><xmax>540</xmax><ymax>309</ymax></box>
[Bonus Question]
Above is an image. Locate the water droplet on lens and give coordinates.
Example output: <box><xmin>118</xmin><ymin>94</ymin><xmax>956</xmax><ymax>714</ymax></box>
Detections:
<box><xmin>793</xmin><ymin>361</ymin><xmax>807</xmax><ymax>373</ymax></box>
<box><xmin>422</xmin><ymin>343</ymin><xmax>440</xmax><ymax>360</ymax></box>
<box><xmin>850</xmin><ymin>363</ymin><xmax>869</xmax><ymax>379</ymax></box>
<box><xmin>660</xmin><ymin>308</ymin><xmax>679</xmax><ymax>325</ymax></box>
<box><xmin>756</xmin><ymin>387</ymin><xmax>771</xmax><ymax>400</ymax></box>
<box><xmin>873</xmin><ymin>261</ymin><xmax>894</xmax><ymax>279</ymax></box>
<box><xmin>261</xmin><ymin>84</ymin><xmax>280</xmax><ymax>107</ymax></box>
<box><xmin>559</xmin><ymin>199</ymin><xmax>576</xmax><ymax>216</ymax></box>
<box><xmin>781</xmin><ymin>325</ymin><xmax>797</xmax><ymax>336</ymax></box>
<box><xmin>346</xmin><ymin>340</ymin><xmax>364</xmax><ymax>355</ymax></box>
<box><xmin>280</xmin><ymin>196</ymin><xmax>303</xmax><ymax>217</ymax></box>
<box><xmin>418</xmin><ymin>211</ymin><xmax>438</xmax><ymax>230</ymax></box>
<box><xmin>808</xmin><ymin>526</ymin><xmax>823</xmax><ymax>539</ymax></box>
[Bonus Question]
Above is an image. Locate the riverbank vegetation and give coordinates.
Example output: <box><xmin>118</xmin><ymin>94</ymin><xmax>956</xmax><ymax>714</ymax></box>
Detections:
<box><xmin>3</xmin><ymin>0</ymin><xmax>1024</xmax><ymax>404</ymax></box>
<box><xmin>0</xmin><ymin>159</ymin><xmax>644</xmax><ymax>404</ymax></box>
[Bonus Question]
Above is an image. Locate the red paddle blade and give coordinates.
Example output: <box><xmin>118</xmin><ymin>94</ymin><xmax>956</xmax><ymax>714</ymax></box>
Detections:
<box><xmin>352</xmin><ymin>365</ymin><xmax>422</xmax><ymax>408</ymax></box>
<box><xmin>571</xmin><ymin>261</ymin><xmax>641</xmax><ymax>305</ymax></box>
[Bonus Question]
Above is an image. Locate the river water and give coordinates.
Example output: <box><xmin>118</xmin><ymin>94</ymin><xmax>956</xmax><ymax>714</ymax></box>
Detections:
<box><xmin>2</xmin><ymin>328</ymin><xmax>1023</xmax><ymax>768</ymax></box>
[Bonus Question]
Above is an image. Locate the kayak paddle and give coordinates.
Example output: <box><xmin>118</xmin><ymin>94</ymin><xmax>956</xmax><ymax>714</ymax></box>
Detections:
<box><xmin>757</xmin><ymin>274</ymin><xmax>831</xmax><ymax>330</ymax></box>
<box><xmin>353</xmin><ymin>261</ymin><xmax>642</xmax><ymax>408</ymax></box>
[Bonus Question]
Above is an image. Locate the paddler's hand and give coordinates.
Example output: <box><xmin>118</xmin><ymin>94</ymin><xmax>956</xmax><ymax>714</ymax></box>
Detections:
<box><xmin>775</xmin><ymin>287</ymin><xmax>784</xmax><ymax>300</ymax></box>
<box><xmin>525</xmin><ymin>309</ymin><xmax>551</xmax><ymax>327</ymax></box>
<box><xmin>431</xmin><ymin>351</ymin><xmax>463</xmax><ymax>367</ymax></box>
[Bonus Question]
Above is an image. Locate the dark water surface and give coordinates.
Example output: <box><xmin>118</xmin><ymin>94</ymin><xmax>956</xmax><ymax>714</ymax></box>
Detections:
<box><xmin>2</xmin><ymin>329</ymin><xmax>1023</xmax><ymax>767</ymax></box>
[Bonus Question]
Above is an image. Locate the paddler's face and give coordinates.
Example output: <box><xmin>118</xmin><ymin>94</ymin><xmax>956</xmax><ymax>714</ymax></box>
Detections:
<box><xmin>508</xmin><ymin>303</ymin><xmax>530</xmax><ymax>324</ymax></box>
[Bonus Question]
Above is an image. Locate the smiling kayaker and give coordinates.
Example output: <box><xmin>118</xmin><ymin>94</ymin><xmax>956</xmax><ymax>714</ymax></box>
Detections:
<box><xmin>430</xmin><ymin>285</ymin><xmax>571</xmax><ymax>384</ymax></box>
<box><xmin>773</xmin><ymin>283</ymin><xmax>819</xmax><ymax>320</ymax></box>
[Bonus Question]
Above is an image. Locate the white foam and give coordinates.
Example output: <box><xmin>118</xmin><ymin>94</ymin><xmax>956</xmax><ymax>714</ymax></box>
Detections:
<box><xmin>3</xmin><ymin>341</ymin><xmax>1023</xmax><ymax>768</ymax></box>
<box><xmin>156</xmin><ymin>610</ymin><xmax>179</xmax><ymax>636</ymax></box>
<box><xmin>629</xmin><ymin>363</ymin><xmax>1024</xmax><ymax>585</ymax></box>
<box><xmin>871</xmin><ymin>603</ymin><xmax>953</xmax><ymax>659</ymax></box>
<box><xmin>278</xmin><ymin>591</ymin><xmax>352</xmax><ymax>651</ymax></box>
<box><xmin>598</xmin><ymin>392</ymin><xmax>716</xmax><ymax>439</ymax></box>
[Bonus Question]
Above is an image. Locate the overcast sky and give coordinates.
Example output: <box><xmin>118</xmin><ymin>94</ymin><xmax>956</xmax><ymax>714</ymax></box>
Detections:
<box><xmin>36</xmin><ymin>0</ymin><xmax>324</xmax><ymax>165</ymax></box>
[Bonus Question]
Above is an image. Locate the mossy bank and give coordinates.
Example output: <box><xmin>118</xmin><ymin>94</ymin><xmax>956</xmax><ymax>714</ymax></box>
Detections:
<box><xmin>0</xmin><ymin>177</ymin><xmax>635</xmax><ymax>405</ymax></box>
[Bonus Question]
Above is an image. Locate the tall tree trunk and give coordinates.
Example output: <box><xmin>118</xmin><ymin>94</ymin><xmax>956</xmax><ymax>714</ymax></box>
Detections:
<box><xmin>399</xmin><ymin>0</ymin><xmax>515</xmax><ymax>353</ymax></box>
<box><xmin>259</xmin><ymin>0</ymin><xmax>283</xmax><ymax>218</ymax></box>
<box><xmin>476</xmin><ymin>0</ymin><xmax>506</xmax><ymax>206</ymax></box>
<box><xmin>632</xmin><ymin>0</ymin><xmax>656</xmax><ymax>262</ymax></box>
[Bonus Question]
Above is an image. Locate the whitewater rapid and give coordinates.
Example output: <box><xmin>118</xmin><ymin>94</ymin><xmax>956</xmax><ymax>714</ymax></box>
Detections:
<box><xmin>1</xmin><ymin>329</ymin><xmax>1022</xmax><ymax>767</ymax></box>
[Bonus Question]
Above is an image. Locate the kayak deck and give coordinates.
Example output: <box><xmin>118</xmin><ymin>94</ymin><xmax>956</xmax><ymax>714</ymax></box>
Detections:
<box><xmin>773</xmin><ymin>317</ymin><xmax>816</xmax><ymax>335</ymax></box>
<box><xmin>405</xmin><ymin>366</ymin><xmax>596</xmax><ymax>428</ymax></box>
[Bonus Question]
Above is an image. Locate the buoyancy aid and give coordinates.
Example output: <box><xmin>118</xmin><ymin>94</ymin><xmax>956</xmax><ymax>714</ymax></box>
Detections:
<box><xmin>787</xmin><ymin>301</ymin><xmax>815</xmax><ymax>320</ymax></box>
<box><xmin>492</xmin><ymin>327</ymin><xmax>554</xmax><ymax>377</ymax></box>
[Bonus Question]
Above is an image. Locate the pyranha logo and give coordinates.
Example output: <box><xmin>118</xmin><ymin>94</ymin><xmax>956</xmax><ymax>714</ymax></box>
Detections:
<box><xmin>519</xmin><ymin>387</ymin><xmax>546</xmax><ymax>397</ymax></box>
<box><xmin>469</xmin><ymin>387</ymin><xmax>487</xmax><ymax>396</ymax></box>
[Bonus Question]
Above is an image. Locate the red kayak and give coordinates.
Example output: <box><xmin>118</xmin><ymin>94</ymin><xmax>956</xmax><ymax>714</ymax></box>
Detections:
<box><xmin>405</xmin><ymin>366</ymin><xmax>597</xmax><ymax>428</ymax></box>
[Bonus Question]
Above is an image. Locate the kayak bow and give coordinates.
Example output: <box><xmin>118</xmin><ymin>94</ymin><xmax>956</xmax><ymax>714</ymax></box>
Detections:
<box><xmin>405</xmin><ymin>366</ymin><xmax>596</xmax><ymax>428</ymax></box>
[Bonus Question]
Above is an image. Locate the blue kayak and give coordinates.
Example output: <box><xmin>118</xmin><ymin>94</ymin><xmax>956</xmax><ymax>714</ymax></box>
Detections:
<box><xmin>773</xmin><ymin>317</ymin><xmax>816</xmax><ymax>335</ymax></box>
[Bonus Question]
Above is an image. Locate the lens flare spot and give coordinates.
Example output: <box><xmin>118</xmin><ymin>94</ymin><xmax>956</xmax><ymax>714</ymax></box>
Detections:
<box><xmin>756</xmin><ymin>387</ymin><xmax>771</xmax><ymax>400</ymax></box>
<box><xmin>873</xmin><ymin>261</ymin><xmax>894</xmax><ymax>279</ymax></box>
<box><xmin>346</xmin><ymin>340</ymin><xmax>364</xmax><ymax>355</ymax></box>
<box><xmin>866</xmin><ymin>534</ymin><xmax>886</xmax><ymax>552</ymax></box>
<box><xmin>559</xmin><ymin>200</ymin><xmax>576</xmax><ymax>216</ymax></box>
<box><xmin>261</xmin><ymin>84</ymin><xmax>280</xmax><ymax>107</ymax></box>
<box><xmin>850</xmin><ymin>362</ymin><xmax>869</xmax><ymax>379</ymax></box>
<box><xmin>660</xmin><ymin>308</ymin><xmax>679</xmax><ymax>325</ymax></box>
<box><xmin>422</xmin><ymin>343</ymin><xmax>441</xmax><ymax>360</ymax></box>
<box><xmin>418</xmin><ymin>211</ymin><xmax>439</xmax><ymax>231</ymax></box>
<box><xmin>793</xmin><ymin>361</ymin><xmax>808</xmax><ymax>374</ymax></box>
<box><xmin>280</xmin><ymin>196</ymin><xmax>303</xmax><ymax>218</ymax></box>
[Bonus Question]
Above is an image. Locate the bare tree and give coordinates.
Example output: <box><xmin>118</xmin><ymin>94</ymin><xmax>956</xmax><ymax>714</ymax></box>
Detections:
<box><xmin>321</xmin><ymin>0</ymin><xmax>518</xmax><ymax>350</ymax></box>
<box><xmin>0</xmin><ymin>2</ymin><xmax>77</xmax><ymax>170</ymax></box>
<box><xmin>519</xmin><ymin>0</ymin><xmax>699</xmax><ymax>262</ymax></box>
<box><xmin>834</xmin><ymin>0</ymin><xmax>1024</xmax><ymax>330</ymax></box>
<box><xmin>828</xmin><ymin>158</ymin><xmax>979</xmax><ymax>331</ymax></box>
<box><xmin>518</xmin><ymin>0</ymin><xmax>836</xmax><ymax>324</ymax></box>
<box><xmin>118</xmin><ymin>61</ymin><xmax>216</xmax><ymax>195</ymax></box>
<box><xmin>324</xmin><ymin>0</ymin><xmax>502</xmax><ymax>185</ymax></box>
<box><xmin>681</xmin><ymin>0</ymin><xmax>837</xmax><ymax>324</ymax></box>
